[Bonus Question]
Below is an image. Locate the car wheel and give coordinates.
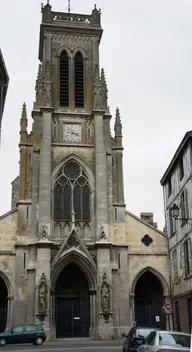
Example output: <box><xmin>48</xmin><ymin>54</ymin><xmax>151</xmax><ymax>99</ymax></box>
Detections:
<box><xmin>0</xmin><ymin>338</ymin><xmax>6</xmax><ymax>347</ymax></box>
<box><xmin>35</xmin><ymin>337</ymin><xmax>43</xmax><ymax>345</ymax></box>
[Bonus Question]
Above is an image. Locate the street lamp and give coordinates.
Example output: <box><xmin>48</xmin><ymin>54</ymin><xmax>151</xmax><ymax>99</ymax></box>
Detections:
<box><xmin>171</xmin><ymin>204</ymin><xmax>180</xmax><ymax>220</ymax></box>
<box><xmin>170</xmin><ymin>203</ymin><xmax>192</xmax><ymax>220</ymax></box>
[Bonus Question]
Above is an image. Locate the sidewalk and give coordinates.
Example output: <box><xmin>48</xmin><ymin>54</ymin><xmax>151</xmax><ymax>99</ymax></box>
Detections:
<box><xmin>45</xmin><ymin>338</ymin><xmax>123</xmax><ymax>346</ymax></box>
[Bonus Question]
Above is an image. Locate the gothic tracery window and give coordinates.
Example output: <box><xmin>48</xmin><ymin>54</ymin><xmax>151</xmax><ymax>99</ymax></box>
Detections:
<box><xmin>53</xmin><ymin>161</ymin><xmax>90</xmax><ymax>221</ymax></box>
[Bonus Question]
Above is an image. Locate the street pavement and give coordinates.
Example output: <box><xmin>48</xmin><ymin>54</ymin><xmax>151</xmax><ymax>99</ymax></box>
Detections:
<box><xmin>0</xmin><ymin>338</ymin><xmax>123</xmax><ymax>352</ymax></box>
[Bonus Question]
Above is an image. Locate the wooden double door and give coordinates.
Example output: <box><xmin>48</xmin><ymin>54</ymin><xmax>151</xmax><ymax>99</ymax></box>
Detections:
<box><xmin>56</xmin><ymin>297</ymin><xmax>90</xmax><ymax>338</ymax></box>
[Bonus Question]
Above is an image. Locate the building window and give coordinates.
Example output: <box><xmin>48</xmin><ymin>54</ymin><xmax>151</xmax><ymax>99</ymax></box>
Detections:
<box><xmin>168</xmin><ymin>178</ymin><xmax>172</xmax><ymax>197</ymax></box>
<box><xmin>114</xmin><ymin>208</ymin><xmax>117</xmax><ymax>221</ymax></box>
<box><xmin>53</xmin><ymin>161</ymin><xmax>90</xmax><ymax>221</ymax></box>
<box><xmin>172</xmin><ymin>249</ymin><xmax>178</xmax><ymax>282</ymax></box>
<box><xmin>28</xmin><ymin>153</ymin><xmax>32</xmax><ymax>165</ymax></box>
<box><xmin>175</xmin><ymin>302</ymin><xmax>181</xmax><ymax>331</ymax></box>
<box><xmin>60</xmin><ymin>50</ymin><xmax>69</xmax><ymax>107</ymax></box>
<box><xmin>23</xmin><ymin>253</ymin><xmax>26</xmax><ymax>269</ymax></box>
<box><xmin>184</xmin><ymin>238</ymin><xmax>192</xmax><ymax>276</ymax></box>
<box><xmin>187</xmin><ymin>299</ymin><xmax>192</xmax><ymax>332</ymax></box>
<box><xmin>169</xmin><ymin>208</ymin><xmax>176</xmax><ymax>236</ymax></box>
<box><xmin>180</xmin><ymin>190</ymin><xmax>188</xmax><ymax>225</ymax></box>
<box><xmin>117</xmin><ymin>253</ymin><xmax>121</xmax><ymax>269</ymax></box>
<box><xmin>178</xmin><ymin>157</ymin><xmax>184</xmax><ymax>180</ymax></box>
<box><xmin>74</xmin><ymin>52</ymin><xmax>84</xmax><ymax>108</ymax></box>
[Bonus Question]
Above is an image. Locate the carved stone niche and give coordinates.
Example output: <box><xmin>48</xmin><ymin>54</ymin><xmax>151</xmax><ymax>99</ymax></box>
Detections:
<box><xmin>37</xmin><ymin>273</ymin><xmax>48</xmax><ymax>322</ymax></box>
<box><xmin>100</xmin><ymin>272</ymin><xmax>112</xmax><ymax>323</ymax></box>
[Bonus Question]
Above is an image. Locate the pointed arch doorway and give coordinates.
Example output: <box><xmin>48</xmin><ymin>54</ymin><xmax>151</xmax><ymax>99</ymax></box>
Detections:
<box><xmin>0</xmin><ymin>276</ymin><xmax>8</xmax><ymax>333</ymax></box>
<box><xmin>134</xmin><ymin>271</ymin><xmax>166</xmax><ymax>329</ymax></box>
<box><xmin>55</xmin><ymin>263</ymin><xmax>90</xmax><ymax>338</ymax></box>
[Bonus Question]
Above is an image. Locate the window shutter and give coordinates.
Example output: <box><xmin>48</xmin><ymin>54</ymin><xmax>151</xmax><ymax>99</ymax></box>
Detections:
<box><xmin>180</xmin><ymin>243</ymin><xmax>185</xmax><ymax>277</ymax></box>
<box><xmin>187</xmin><ymin>238</ymin><xmax>192</xmax><ymax>274</ymax></box>
<box><xmin>169</xmin><ymin>209</ymin><xmax>173</xmax><ymax>235</ymax></box>
<box><xmin>184</xmin><ymin>189</ymin><xmax>189</xmax><ymax>219</ymax></box>
<box><xmin>180</xmin><ymin>194</ymin><xmax>185</xmax><ymax>225</ymax></box>
<box><xmin>172</xmin><ymin>249</ymin><xmax>178</xmax><ymax>281</ymax></box>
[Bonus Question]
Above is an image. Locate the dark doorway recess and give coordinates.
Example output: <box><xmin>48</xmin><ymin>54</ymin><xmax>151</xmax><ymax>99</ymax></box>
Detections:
<box><xmin>134</xmin><ymin>271</ymin><xmax>166</xmax><ymax>329</ymax></box>
<box><xmin>55</xmin><ymin>263</ymin><xmax>90</xmax><ymax>338</ymax></box>
<box><xmin>0</xmin><ymin>277</ymin><xmax>8</xmax><ymax>333</ymax></box>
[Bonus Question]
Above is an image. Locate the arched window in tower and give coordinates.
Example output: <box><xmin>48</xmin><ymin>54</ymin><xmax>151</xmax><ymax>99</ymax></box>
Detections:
<box><xmin>74</xmin><ymin>52</ymin><xmax>84</xmax><ymax>108</ymax></box>
<box><xmin>60</xmin><ymin>50</ymin><xmax>69</xmax><ymax>107</ymax></box>
<box><xmin>53</xmin><ymin>161</ymin><xmax>90</xmax><ymax>221</ymax></box>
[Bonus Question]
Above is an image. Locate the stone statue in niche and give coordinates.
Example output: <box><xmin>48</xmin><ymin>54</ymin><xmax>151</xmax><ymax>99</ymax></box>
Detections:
<box><xmin>101</xmin><ymin>272</ymin><xmax>112</xmax><ymax>323</ymax></box>
<box><xmin>38</xmin><ymin>274</ymin><xmax>48</xmax><ymax>314</ymax></box>
<box><xmin>102</xmin><ymin>282</ymin><xmax>110</xmax><ymax>312</ymax></box>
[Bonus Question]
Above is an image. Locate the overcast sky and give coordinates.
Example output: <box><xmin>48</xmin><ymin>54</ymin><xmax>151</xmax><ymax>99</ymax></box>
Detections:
<box><xmin>1</xmin><ymin>0</ymin><xmax>192</xmax><ymax>230</ymax></box>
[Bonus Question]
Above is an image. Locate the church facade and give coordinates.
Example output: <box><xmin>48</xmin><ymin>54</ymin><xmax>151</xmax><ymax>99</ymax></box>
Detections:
<box><xmin>0</xmin><ymin>2</ymin><xmax>170</xmax><ymax>340</ymax></box>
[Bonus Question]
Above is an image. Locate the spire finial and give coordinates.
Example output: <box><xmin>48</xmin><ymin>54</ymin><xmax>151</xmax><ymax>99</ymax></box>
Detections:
<box><xmin>68</xmin><ymin>0</ymin><xmax>71</xmax><ymax>13</ymax></box>
<box><xmin>101</xmin><ymin>68</ymin><xmax>107</xmax><ymax>90</ymax></box>
<box><xmin>21</xmin><ymin>102</ymin><xmax>27</xmax><ymax>120</ymax></box>
<box><xmin>71</xmin><ymin>209</ymin><xmax>76</xmax><ymax>231</ymax></box>
<box><xmin>114</xmin><ymin>107</ymin><xmax>122</xmax><ymax>137</ymax></box>
<box><xmin>20</xmin><ymin>102</ymin><xmax>28</xmax><ymax>140</ymax></box>
<box><xmin>72</xmin><ymin>209</ymin><xmax>75</xmax><ymax>224</ymax></box>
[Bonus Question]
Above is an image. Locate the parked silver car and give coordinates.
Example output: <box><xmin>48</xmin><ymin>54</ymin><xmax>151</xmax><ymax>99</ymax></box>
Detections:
<box><xmin>137</xmin><ymin>330</ymin><xmax>191</xmax><ymax>352</ymax></box>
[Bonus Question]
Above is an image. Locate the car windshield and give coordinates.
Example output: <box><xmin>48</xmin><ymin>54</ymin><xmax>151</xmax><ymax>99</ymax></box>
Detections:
<box><xmin>159</xmin><ymin>332</ymin><xmax>190</xmax><ymax>348</ymax></box>
<box><xmin>137</xmin><ymin>329</ymin><xmax>153</xmax><ymax>338</ymax></box>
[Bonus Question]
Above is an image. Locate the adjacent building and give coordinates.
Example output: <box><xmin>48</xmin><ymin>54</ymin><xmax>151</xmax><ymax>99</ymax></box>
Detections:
<box><xmin>0</xmin><ymin>2</ymin><xmax>170</xmax><ymax>339</ymax></box>
<box><xmin>0</xmin><ymin>49</ymin><xmax>9</xmax><ymax>146</ymax></box>
<box><xmin>161</xmin><ymin>131</ymin><xmax>192</xmax><ymax>333</ymax></box>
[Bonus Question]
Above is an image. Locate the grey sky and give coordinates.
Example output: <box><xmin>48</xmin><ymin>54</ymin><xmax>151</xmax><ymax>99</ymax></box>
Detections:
<box><xmin>1</xmin><ymin>0</ymin><xmax>192</xmax><ymax>230</ymax></box>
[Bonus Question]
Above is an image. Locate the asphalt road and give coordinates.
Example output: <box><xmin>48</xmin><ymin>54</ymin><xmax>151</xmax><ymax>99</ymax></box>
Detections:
<box><xmin>0</xmin><ymin>339</ymin><xmax>123</xmax><ymax>352</ymax></box>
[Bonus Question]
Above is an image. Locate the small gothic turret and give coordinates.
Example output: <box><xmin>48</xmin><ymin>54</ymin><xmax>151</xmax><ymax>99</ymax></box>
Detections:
<box><xmin>114</xmin><ymin>108</ymin><xmax>123</xmax><ymax>147</ymax></box>
<box><xmin>34</xmin><ymin>64</ymin><xmax>43</xmax><ymax>109</ymax></box>
<box><xmin>101</xmin><ymin>68</ymin><xmax>108</xmax><ymax>111</ymax></box>
<box><xmin>91</xmin><ymin>4</ymin><xmax>101</xmax><ymax>25</ymax></box>
<box><xmin>114</xmin><ymin>108</ymin><xmax>122</xmax><ymax>136</ymax></box>
<box><xmin>37</xmin><ymin>63</ymin><xmax>43</xmax><ymax>85</ymax></box>
<box><xmin>93</xmin><ymin>65</ymin><xmax>104</xmax><ymax>112</ymax></box>
<box><xmin>20</xmin><ymin>102</ymin><xmax>28</xmax><ymax>144</ymax></box>
<box><xmin>41</xmin><ymin>0</ymin><xmax>52</xmax><ymax>23</ymax></box>
<box><xmin>43</xmin><ymin>60</ymin><xmax>52</xmax><ymax>107</ymax></box>
<box><xmin>101</xmin><ymin>68</ymin><xmax>107</xmax><ymax>90</ymax></box>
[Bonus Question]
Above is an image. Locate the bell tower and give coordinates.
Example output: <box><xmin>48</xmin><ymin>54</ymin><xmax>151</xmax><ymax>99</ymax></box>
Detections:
<box><xmin>16</xmin><ymin>0</ymin><xmax>130</xmax><ymax>341</ymax></box>
<box><xmin>37</xmin><ymin>1</ymin><xmax>103</xmax><ymax>113</ymax></box>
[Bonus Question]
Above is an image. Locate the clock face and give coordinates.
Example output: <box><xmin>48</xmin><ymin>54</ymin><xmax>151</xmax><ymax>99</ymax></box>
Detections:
<box><xmin>63</xmin><ymin>124</ymin><xmax>81</xmax><ymax>142</ymax></box>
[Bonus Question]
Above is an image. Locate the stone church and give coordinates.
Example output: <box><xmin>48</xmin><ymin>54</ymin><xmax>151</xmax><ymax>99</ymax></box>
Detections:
<box><xmin>0</xmin><ymin>2</ymin><xmax>170</xmax><ymax>340</ymax></box>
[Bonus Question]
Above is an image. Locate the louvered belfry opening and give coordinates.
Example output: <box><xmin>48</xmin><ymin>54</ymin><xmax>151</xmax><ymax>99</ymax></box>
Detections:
<box><xmin>74</xmin><ymin>52</ymin><xmax>84</xmax><ymax>108</ymax></box>
<box><xmin>60</xmin><ymin>50</ymin><xmax>69</xmax><ymax>107</ymax></box>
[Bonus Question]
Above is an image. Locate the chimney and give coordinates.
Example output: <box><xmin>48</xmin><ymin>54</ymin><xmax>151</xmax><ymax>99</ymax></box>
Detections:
<box><xmin>140</xmin><ymin>212</ymin><xmax>157</xmax><ymax>229</ymax></box>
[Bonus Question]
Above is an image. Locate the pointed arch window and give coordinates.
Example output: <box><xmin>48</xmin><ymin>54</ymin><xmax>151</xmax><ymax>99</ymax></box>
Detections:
<box><xmin>53</xmin><ymin>161</ymin><xmax>90</xmax><ymax>221</ymax></box>
<box><xmin>60</xmin><ymin>50</ymin><xmax>69</xmax><ymax>107</ymax></box>
<box><xmin>74</xmin><ymin>52</ymin><xmax>84</xmax><ymax>108</ymax></box>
